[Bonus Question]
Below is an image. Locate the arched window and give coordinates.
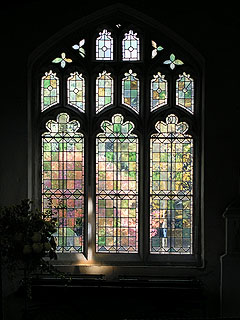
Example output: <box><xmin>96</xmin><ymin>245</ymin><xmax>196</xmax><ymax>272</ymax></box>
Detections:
<box><xmin>29</xmin><ymin>5</ymin><xmax>204</xmax><ymax>265</ymax></box>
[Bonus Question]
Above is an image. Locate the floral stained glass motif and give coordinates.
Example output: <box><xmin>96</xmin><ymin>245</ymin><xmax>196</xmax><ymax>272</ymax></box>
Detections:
<box><xmin>163</xmin><ymin>54</ymin><xmax>184</xmax><ymax>70</ymax></box>
<box><xmin>96</xmin><ymin>114</ymin><xmax>138</xmax><ymax>253</ymax></box>
<box><xmin>67</xmin><ymin>72</ymin><xmax>85</xmax><ymax>112</ymax></box>
<box><xmin>151</xmin><ymin>40</ymin><xmax>164</xmax><ymax>59</ymax></box>
<box><xmin>150</xmin><ymin>114</ymin><xmax>193</xmax><ymax>254</ymax></box>
<box><xmin>42</xmin><ymin>113</ymin><xmax>84</xmax><ymax>252</ymax></box>
<box><xmin>72</xmin><ymin>39</ymin><xmax>85</xmax><ymax>58</ymax></box>
<box><xmin>41</xmin><ymin>70</ymin><xmax>59</xmax><ymax>112</ymax></box>
<box><xmin>96</xmin><ymin>71</ymin><xmax>114</xmax><ymax>113</ymax></box>
<box><xmin>122</xmin><ymin>70</ymin><xmax>139</xmax><ymax>113</ymax></box>
<box><xmin>96</xmin><ymin>29</ymin><xmax>113</xmax><ymax>60</ymax></box>
<box><xmin>52</xmin><ymin>52</ymin><xmax>72</xmax><ymax>68</ymax></box>
<box><xmin>122</xmin><ymin>30</ymin><xmax>140</xmax><ymax>61</ymax></box>
<box><xmin>151</xmin><ymin>72</ymin><xmax>167</xmax><ymax>111</ymax></box>
<box><xmin>176</xmin><ymin>72</ymin><xmax>194</xmax><ymax>114</ymax></box>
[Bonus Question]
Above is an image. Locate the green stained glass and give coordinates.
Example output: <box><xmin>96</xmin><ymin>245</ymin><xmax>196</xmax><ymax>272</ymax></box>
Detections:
<box><xmin>151</xmin><ymin>72</ymin><xmax>167</xmax><ymax>111</ymax></box>
<box><xmin>96</xmin><ymin>114</ymin><xmax>138</xmax><ymax>253</ymax></box>
<box><xmin>150</xmin><ymin>114</ymin><xmax>193</xmax><ymax>254</ymax></box>
<box><xmin>96</xmin><ymin>71</ymin><xmax>113</xmax><ymax>113</ymax></box>
<box><xmin>122</xmin><ymin>70</ymin><xmax>139</xmax><ymax>113</ymax></box>
<box><xmin>42</xmin><ymin>113</ymin><xmax>84</xmax><ymax>253</ymax></box>
<box><xmin>67</xmin><ymin>72</ymin><xmax>85</xmax><ymax>112</ymax></box>
<box><xmin>176</xmin><ymin>72</ymin><xmax>194</xmax><ymax>114</ymax></box>
<box><xmin>41</xmin><ymin>70</ymin><xmax>59</xmax><ymax>112</ymax></box>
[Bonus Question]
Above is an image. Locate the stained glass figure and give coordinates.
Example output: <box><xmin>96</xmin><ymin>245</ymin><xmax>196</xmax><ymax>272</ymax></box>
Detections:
<box><xmin>42</xmin><ymin>113</ymin><xmax>84</xmax><ymax>252</ymax></box>
<box><xmin>122</xmin><ymin>30</ymin><xmax>140</xmax><ymax>61</ymax></box>
<box><xmin>52</xmin><ymin>52</ymin><xmax>72</xmax><ymax>68</ymax></box>
<box><xmin>176</xmin><ymin>72</ymin><xmax>194</xmax><ymax>114</ymax></box>
<box><xmin>96</xmin><ymin>114</ymin><xmax>138</xmax><ymax>253</ymax></box>
<box><xmin>151</xmin><ymin>40</ymin><xmax>163</xmax><ymax>59</ymax></box>
<box><xmin>67</xmin><ymin>72</ymin><xmax>85</xmax><ymax>112</ymax></box>
<box><xmin>151</xmin><ymin>72</ymin><xmax>167</xmax><ymax>111</ymax></box>
<box><xmin>41</xmin><ymin>70</ymin><xmax>59</xmax><ymax>112</ymax></box>
<box><xmin>122</xmin><ymin>70</ymin><xmax>139</xmax><ymax>113</ymax></box>
<box><xmin>96</xmin><ymin>29</ymin><xmax>113</xmax><ymax>60</ymax></box>
<box><xmin>150</xmin><ymin>114</ymin><xmax>193</xmax><ymax>254</ymax></box>
<box><xmin>72</xmin><ymin>39</ymin><xmax>85</xmax><ymax>57</ymax></box>
<box><xmin>96</xmin><ymin>71</ymin><xmax>114</xmax><ymax>113</ymax></box>
<box><xmin>163</xmin><ymin>53</ymin><xmax>184</xmax><ymax>70</ymax></box>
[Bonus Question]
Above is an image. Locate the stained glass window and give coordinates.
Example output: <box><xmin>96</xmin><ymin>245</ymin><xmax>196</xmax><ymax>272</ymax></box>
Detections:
<box><xmin>96</xmin><ymin>71</ymin><xmax>114</xmax><ymax>113</ymax></box>
<box><xmin>41</xmin><ymin>70</ymin><xmax>59</xmax><ymax>112</ymax></box>
<box><xmin>150</xmin><ymin>114</ymin><xmax>193</xmax><ymax>254</ymax></box>
<box><xmin>122</xmin><ymin>70</ymin><xmax>139</xmax><ymax>113</ymax></box>
<box><xmin>176</xmin><ymin>72</ymin><xmax>194</xmax><ymax>114</ymax></box>
<box><xmin>67</xmin><ymin>72</ymin><xmax>85</xmax><ymax>112</ymax></box>
<box><xmin>122</xmin><ymin>30</ymin><xmax>140</xmax><ymax>61</ymax></box>
<box><xmin>96</xmin><ymin>29</ymin><xmax>113</xmax><ymax>60</ymax></box>
<box><xmin>96</xmin><ymin>114</ymin><xmax>138</xmax><ymax>253</ymax></box>
<box><xmin>42</xmin><ymin>113</ymin><xmax>84</xmax><ymax>252</ymax></box>
<box><xmin>151</xmin><ymin>72</ymin><xmax>167</xmax><ymax>111</ymax></box>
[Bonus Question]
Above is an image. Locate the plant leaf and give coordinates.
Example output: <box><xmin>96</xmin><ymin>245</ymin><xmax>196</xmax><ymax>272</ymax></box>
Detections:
<box><xmin>157</xmin><ymin>46</ymin><xmax>163</xmax><ymax>51</ymax></box>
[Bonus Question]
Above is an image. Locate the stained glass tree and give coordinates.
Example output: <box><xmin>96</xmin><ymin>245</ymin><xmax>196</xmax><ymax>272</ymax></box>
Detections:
<box><xmin>41</xmin><ymin>70</ymin><xmax>59</xmax><ymax>112</ymax></box>
<box><xmin>96</xmin><ymin>29</ymin><xmax>113</xmax><ymax>60</ymax></box>
<box><xmin>176</xmin><ymin>72</ymin><xmax>194</xmax><ymax>113</ymax></box>
<box><xmin>96</xmin><ymin>114</ymin><xmax>138</xmax><ymax>253</ymax></box>
<box><xmin>122</xmin><ymin>30</ymin><xmax>140</xmax><ymax>61</ymax></box>
<box><xmin>150</xmin><ymin>114</ymin><xmax>193</xmax><ymax>254</ymax></box>
<box><xmin>122</xmin><ymin>70</ymin><xmax>139</xmax><ymax>113</ymax></box>
<box><xmin>151</xmin><ymin>72</ymin><xmax>167</xmax><ymax>111</ymax></box>
<box><xmin>96</xmin><ymin>71</ymin><xmax>114</xmax><ymax>113</ymax></box>
<box><xmin>42</xmin><ymin>113</ymin><xmax>84</xmax><ymax>252</ymax></box>
<box><xmin>67</xmin><ymin>72</ymin><xmax>85</xmax><ymax>112</ymax></box>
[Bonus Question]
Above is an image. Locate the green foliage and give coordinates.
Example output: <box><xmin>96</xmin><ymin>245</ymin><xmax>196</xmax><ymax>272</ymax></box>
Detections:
<box><xmin>0</xmin><ymin>199</ymin><xmax>59</xmax><ymax>276</ymax></box>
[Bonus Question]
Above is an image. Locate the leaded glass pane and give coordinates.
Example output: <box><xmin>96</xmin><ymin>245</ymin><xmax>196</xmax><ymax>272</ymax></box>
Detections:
<box><xmin>122</xmin><ymin>70</ymin><xmax>139</xmax><ymax>113</ymax></box>
<box><xmin>42</xmin><ymin>113</ymin><xmax>84</xmax><ymax>253</ymax></box>
<box><xmin>67</xmin><ymin>72</ymin><xmax>85</xmax><ymax>112</ymax></box>
<box><xmin>151</xmin><ymin>72</ymin><xmax>167</xmax><ymax>111</ymax></box>
<box><xmin>96</xmin><ymin>71</ymin><xmax>114</xmax><ymax>113</ymax></box>
<box><xmin>41</xmin><ymin>70</ymin><xmax>59</xmax><ymax>112</ymax></box>
<box><xmin>176</xmin><ymin>72</ymin><xmax>194</xmax><ymax>113</ymax></box>
<box><xmin>122</xmin><ymin>30</ymin><xmax>140</xmax><ymax>61</ymax></box>
<box><xmin>150</xmin><ymin>114</ymin><xmax>193</xmax><ymax>254</ymax></box>
<box><xmin>96</xmin><ymin>29</ymin><xmax>113</xmax><ymax>60</ymax></box>
<box><xmin>96</xmin><ymin>114</ymin><xmax>138</xmax><ymax>253</ymax></box>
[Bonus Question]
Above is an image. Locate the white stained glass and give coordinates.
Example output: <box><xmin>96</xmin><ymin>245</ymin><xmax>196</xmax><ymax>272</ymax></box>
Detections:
<box><xmin>122</xmin><ymin>30</ymin><xmax>140</xmax><ymax>61</ymax></box>
<box><xmin>96</xmin><ymin>29</ymin><xmax>113</xmax><ymax>60</ymax></box>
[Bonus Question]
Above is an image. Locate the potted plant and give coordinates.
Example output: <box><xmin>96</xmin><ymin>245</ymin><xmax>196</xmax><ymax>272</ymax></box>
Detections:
<box><xmin>0</xmin><ymin>199</ymin><xmax>63</xmax><ymax>319</ymax></box>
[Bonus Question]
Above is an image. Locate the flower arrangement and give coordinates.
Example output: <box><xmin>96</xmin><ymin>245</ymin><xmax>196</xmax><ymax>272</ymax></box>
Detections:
<box><xmin>0</xmin><ymin>199</ymin><xmax>57</xmax><ymax>276</ymax></box>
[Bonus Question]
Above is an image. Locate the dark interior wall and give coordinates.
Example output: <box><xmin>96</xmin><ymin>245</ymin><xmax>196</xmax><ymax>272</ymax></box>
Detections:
<box><xmin>0</xmin><ymin>0</ymin><xmax>239</xmax><ymax>316</ymax></box>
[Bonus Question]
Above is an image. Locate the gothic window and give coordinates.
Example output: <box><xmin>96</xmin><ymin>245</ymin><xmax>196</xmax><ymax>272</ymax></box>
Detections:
<box><xmin>30</xmin><ymin>9</ymin><xmax>203</xmax><ymax>264</ymax></box>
